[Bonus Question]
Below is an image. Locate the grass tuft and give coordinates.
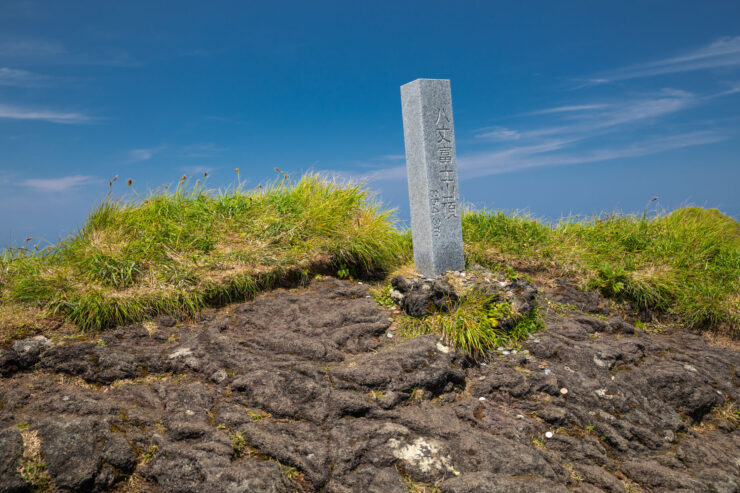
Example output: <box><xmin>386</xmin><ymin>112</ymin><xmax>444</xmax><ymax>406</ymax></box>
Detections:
<box><xmin>398</xmin><ymin>291</ymin><xmax>544</xmax><ymax>357</ymax></box>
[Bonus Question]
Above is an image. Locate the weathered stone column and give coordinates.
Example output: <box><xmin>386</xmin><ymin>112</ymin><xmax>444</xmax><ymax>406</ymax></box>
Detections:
<box><xmin>401</xmin><ymin>78</ymin><xmax>465</xmax><ymax>277</ymax></box>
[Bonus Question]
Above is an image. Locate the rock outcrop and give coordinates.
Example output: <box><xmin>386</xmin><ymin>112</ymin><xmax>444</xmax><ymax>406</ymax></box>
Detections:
<box><xmin>0</xmin><ymin>277</ymin><xmax>737</xmax><ymax>492</ymax></box>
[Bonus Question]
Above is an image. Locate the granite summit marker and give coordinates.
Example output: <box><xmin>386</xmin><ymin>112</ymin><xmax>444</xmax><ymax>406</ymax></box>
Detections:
<box><xmin>401</xmin><ymin>78</ymin><xmax>465</xmax><ymax>277</ymax></box>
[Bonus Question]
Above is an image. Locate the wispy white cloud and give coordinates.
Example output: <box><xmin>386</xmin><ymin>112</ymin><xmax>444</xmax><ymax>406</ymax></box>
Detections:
<box><xmin>342</xmin><ymin>130</ymin><xmax>725</xmax><ymax>184</ymax></box>
<box><xmin>478</xmin><ymin>89</ymin><xmax>696</xmax><ymax>142</ymax></box>
<box><xmin>349</xmin><ymin>84</ymin><xmax>731</xmax><ymax>183</ymax></box>
<box><xmin>0</xmin><ymin>67</ymin><xmax>50</xmax><ymax>87</ymax></box>
<box><xmin>0</xmin><ymin>38</ymin><xmax>138</xmax><ymax>67</ymax></box>
<box><xmin>525</xmin><ymin>104</ymin><xmax>609</xmax><ymax>116</ymax></box>
<box><xmin>0</xmin><ymin>103</ymin><xmax>92</xmax><ymax>124</ymax></box>
<box><xmin>0</xmin><ymin>39</ymin><xmax>65</xmax><ymax>58</ymax></box>
<box><xmin>476</xmin><ymin>126</ymin><xmax>521</xmax><ymax>141</ymax></box>
<box><xmin>590</xmin><ymin>36</ymin><xmax>740</xmax><ymax>84</ymax></box>
<box><xmin>129</xmin><ymin>146</ymin><xmax>165</xmax><ymax>162</ymax></box>
<box><xmin>379</xmin><ymin>154</ymin><xmax>405</xmax><ymax>161</ymax></box>
<box><xmin>460</xmin><ymin>131</ymin><xmax>725</xmax><ymax>178</ymax></box>
<box><xmin>21</xmin><ymin>175</ymin><xmax>97</xmax><ymax>192</ymax></box>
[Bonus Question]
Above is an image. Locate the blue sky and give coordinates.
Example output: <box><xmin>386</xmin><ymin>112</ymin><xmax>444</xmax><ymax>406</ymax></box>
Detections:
<box><xmin>1</xmin><ymin>1</ymin><xmax>739</xmax><ymax>246</ymax></box>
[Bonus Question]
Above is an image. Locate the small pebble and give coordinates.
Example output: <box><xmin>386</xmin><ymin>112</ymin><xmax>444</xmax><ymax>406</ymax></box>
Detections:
<box><xmin>497</xmin><ymin>347</ymin><xmax>504</xmax><ymax>351</ymax></box>
<box><xmin>478</xmin><ymin>376</ymin><xmax>486</xmax><ymax>381</ymax></box>
<box><xmin>544</xmin><ymin>369</ymin><xmax>552</xmax><ymax>375</ymax></box>
<box><xmin>481</xmin><ymin>362</ymin><xmax>487</xmax><ymax>366</ymax></box>
<box><xmin>358</xmin><ymin>282</ymin><xmax>363</xmax><ymax>285</ymax></box>
<box><xmin>545</xmin><ymin>431</ymin><xmax>553</xmax><ymax>439</ymax></box>
<box><xmin>479</xmin><ymin>397</ymin><xmax>486</xmax><ymax>401</ymax></box>
<box><xmin>534</xmin><ymin>339</ymin><xmax>541</xmax><ymax>343</ymax></box>
<box><xmin>386</xmin><ymin>333</ymin><xmax>393</xmax><ymax>338</ymax></box>
<box><xmin>511</xmin><ymin>350</ymin><xmax>517</xmax><ymax>354</ymax></box>
<box><xmin>560</xmin><ymin>388</ymin><xmax>568</xmax><ymax>395</ymax></box>
<box><xmin>502</xmin><ymin>350</ymin><xmax>510</xmax><ymax>355</ymax></box>
<box><xmin>516</xmin><ymin>414</ymin><xmax>524</xmax><ymax>419</ymax></box>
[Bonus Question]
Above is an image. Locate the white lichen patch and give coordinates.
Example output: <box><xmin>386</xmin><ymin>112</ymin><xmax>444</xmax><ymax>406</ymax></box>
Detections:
<box><xmin>595</xmin><ymin>388</ymin><xmax>613</xmax><ymax>399</ymax></box>
<box><xmin>387</xmin><ymin>437</ymin><xmax>460</xmax><ymax>477</ymax></box>
<box><xmin>436</xmin><ymin>342</ymin><xmax>451</xmax><ymax>354</ymax></box>
<box><xmin>167</xmin><ymin>347</ymin><xmax>193</xmax><ymax>359</ymax></box>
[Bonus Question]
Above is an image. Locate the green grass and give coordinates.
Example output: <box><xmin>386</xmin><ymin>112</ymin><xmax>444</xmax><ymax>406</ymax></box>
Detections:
<box><xmin>0</xmin><ymin>173</ymin><xmax>406</xmax><ymax>333</ymax></box>
<box><xmin>464</xmin><ymin>207</ymin><xmax>740</xmax><ymax>335</ymax></box>
<box><xmin>398</xmin><ymin>291</ymin><xmax>544</xmax><ymax>357</ymax></box>
<box><xmin>1</xmin><ymin>171</ymin><xmax>737</xmax><ymax>345</ymax></box>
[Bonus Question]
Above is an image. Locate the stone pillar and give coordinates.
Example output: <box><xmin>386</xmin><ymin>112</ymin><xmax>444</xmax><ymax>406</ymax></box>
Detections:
<box><xmin>401</xmin><ymin>78</ymin><xmax>465</xmax><ymax>277</ymax></box>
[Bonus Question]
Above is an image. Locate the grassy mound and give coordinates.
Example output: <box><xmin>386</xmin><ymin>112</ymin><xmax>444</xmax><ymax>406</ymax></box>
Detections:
<box><xmin>464</xmin><ymin>207</ymin><xmax>740</xmax><ymax>336</ymax></box>
<box><xmin>1</xmin><ymin>171</ymin><xmax>737</xmax><ymax>347</ymax></box>
<box><xmin>0</xmin><ymin>174</ymin><xmax>406</xmax><ymax>334</ymax></box>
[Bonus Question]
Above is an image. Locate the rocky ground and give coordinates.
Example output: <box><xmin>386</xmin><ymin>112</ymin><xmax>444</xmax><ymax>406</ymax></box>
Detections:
<box><xmin>0</xmin><ymin>277</ymin><xmax>738</xmax><ymax>492</ymax></box>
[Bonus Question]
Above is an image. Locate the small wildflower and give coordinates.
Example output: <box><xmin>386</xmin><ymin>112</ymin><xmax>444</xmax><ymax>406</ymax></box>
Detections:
<box><xmin>127</xmin><ymin>178</ymin><xmax>133</xmax><ymax>187</ymax></box>
<box><xmin>180</xmin><ymin>175</ymin><xmax>187</xmax><ymax>182</ymax></box>
<box><xmin>204</xmin><ymin>171</ymin><xmax>208</xmax><ymax>177</ymax></box>
<box><xmin>235</xmin><ymin>168</ymin><xmax>240</xmax><ymax>174</ymax></box>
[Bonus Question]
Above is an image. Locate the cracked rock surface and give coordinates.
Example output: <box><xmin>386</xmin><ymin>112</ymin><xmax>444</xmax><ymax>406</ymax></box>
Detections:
<box><xmin>0</xmin><ymin>277</ymin><xmax>738</xmax><ymax>492</ymax></box>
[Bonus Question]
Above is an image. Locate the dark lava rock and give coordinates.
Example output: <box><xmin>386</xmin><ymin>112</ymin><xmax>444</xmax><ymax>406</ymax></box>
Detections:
<box><xmin>35</xmin><ymin>417</ymin><xmax>135</xmax><ymax>491</ymax></box>
<box><xmin>11</xmin><ymin>336</ymin><xmax>51</xmax><ymax>368</ymax></box>
<box><xmin>389</xmin><ymin>268</ymin><xmax>535</xmax><ymax>319</ymax></box>
<box><xmin>0</xmin><ymin>349</ymin><xmax>19</xmax><ymax>377</ymax></box>
<box><xmin>550</xmin><ymin>278</ymin><xmax>603</xmax><ymax>313</ymax></box>
<box><xmin>331</xmin><ymin>335</ymin><xmax>464</xmax><ymax>394</ymax></box>
<box><xmin>440</xmin><ymin>472</ymin><xmax>569</xmax><ymax>493</ymax></box>
<box><xmin>0</xmin><ymin>277</ymin><xmax>738</xmax><ymax>492</ymax></box>
<box><xmin>0</xmin><ymin>427</ymin><xmax>28</xmax><ymax>493</ymax></box>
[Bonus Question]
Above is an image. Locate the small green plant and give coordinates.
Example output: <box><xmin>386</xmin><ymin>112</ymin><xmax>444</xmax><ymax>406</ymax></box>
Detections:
<box><xmin>15</xmin><ymin>422</ymin><xmax>29</xmax><ymax>430</ymax></box>
<box><xmin>530</xmin><ymin>435</ymin><xmax>546</xmax><ymax>450</ymax></box>
<box><xmin>231</xmin><ymin>431</ymin><xmax>247</xmax><ymax>457</ymax></box>
<box><xmin>20</xmin><ymin>460</ymin><xmax>49</xmax><ymax>488</ymax></box>
<box><xmin>409</xmin><ymin>387</ymin><xmax>425</xmax><ymax>402</ymax></box>
<box><xmin>369</xmin><ymin>389</ymin><xmax>386</xmax><ymax>400</ymax></box>
<box><xmin>371</xmin><ymin>284</ymin><xmax>396</xmax><ymax>308</ymax></box>
<box><xmin>280</xmin><ymin>464</ymin><xmax>301</xmax><ymax>481</ymax></box>
<box><xmin>248</xmin><ymin>411</ymin><xmax>268</xmax><ymax>421</ymax></box>
<box><xmin>336</xmin><ymin>265</ymin><xmax>350</xmax><ymax>279</ymax></box>
<box><xmin>141</xmin><ymin>444</ymin><xmax>158</xmax><ymax>463</ymax></box>
<box><xmin>713</xmin><ymin>399</ymin><xmax>740</xmax><ymax>428</ymax></box>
